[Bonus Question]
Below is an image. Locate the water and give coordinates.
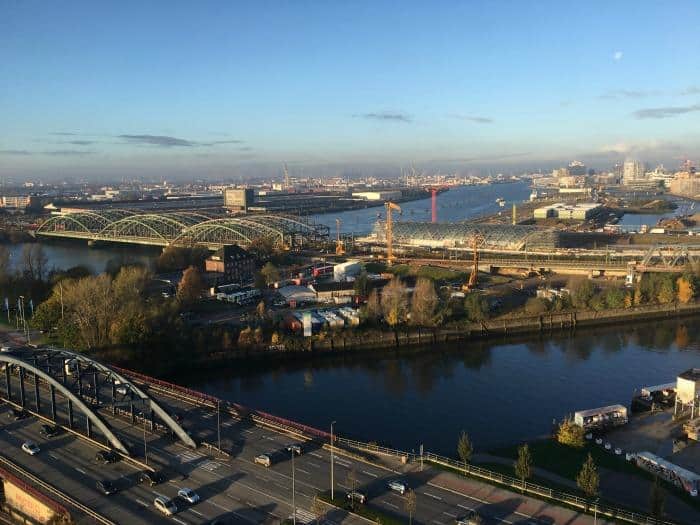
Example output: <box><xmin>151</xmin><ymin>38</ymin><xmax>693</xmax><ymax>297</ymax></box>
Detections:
<box><xmin>312</xmin><ymin>181</ymin><xmax>532</xmax><ymax>235</ymax></box>
<box><xmin>5</xmin><ymin>241</ymin><xmax>159</xmax><ymax>274</ymax></box>
<box><xmin>184</xmin><ymin>319</ymin><xmax>700</xmax><ymax>455</ymax></box>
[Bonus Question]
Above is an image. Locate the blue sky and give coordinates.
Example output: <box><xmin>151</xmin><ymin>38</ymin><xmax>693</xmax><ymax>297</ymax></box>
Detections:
<box><xmin>1</xmin><ymin>1</ymin><xmax>699</xmax><ymax>180</ymax></box>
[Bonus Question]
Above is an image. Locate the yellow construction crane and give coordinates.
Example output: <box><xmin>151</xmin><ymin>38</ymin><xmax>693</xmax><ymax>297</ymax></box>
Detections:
<box><xmin>464</xmin><ymin>233</ymin><xmax>485</xmax><ymax>291</ymax></box>
<box><xmin>335</xmin><ymin>218</ymin><xmax>345</xmax><ymax>255</ymax></box>
<box><xmin>385</xmin><ymin>201</ymin><xmax>402</xmax><ymax>264</ymax></box>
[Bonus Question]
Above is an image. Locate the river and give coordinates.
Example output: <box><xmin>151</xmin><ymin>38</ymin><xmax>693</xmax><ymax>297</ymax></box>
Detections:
<box><xmin>181</xmin><ymin>318</ymin><xmax>700</xmax><ymax>455</ymax></box>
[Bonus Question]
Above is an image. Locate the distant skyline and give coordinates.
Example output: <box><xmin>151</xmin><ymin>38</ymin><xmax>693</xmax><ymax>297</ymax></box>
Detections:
<box><xmin>1</xmin><ymin>1</ymin><xmax>700</xmax><ymax>180</ymax></box>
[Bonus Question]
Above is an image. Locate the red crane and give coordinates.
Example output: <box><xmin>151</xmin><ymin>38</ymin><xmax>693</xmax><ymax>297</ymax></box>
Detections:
<box><xmin>425</xmin><ymin>186</ymin><xmax>447</xmax><ymax>223</ymax></box>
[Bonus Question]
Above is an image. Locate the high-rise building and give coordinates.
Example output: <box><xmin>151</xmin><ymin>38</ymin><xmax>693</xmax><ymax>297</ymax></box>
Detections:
<box><xmin>224</xmin><ymin>188</ymin><xmax>255</xmax><ymax>212</ymax></box>
<box><xmin>622</xmin><ymin>160</ymin><xmax>647</xmax><ymax>186</ymax></box>
<box><xmin>568</xmin><ymin>161</ymin><xmax>587</xmax><ymax>176</ymax></box>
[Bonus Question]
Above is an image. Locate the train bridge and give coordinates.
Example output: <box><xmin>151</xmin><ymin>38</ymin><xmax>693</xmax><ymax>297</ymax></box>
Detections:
<box><xmin>34</xmin><ymin>210</ymin><xmax>329</xmax><ymax>250</ymax></box>
<box><xmin>0</xmin><ymin>347</ymin><xmax>195</xmax><ymax>455</ymax></box>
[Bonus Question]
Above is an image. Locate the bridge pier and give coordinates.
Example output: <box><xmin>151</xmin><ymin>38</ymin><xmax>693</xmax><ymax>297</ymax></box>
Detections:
<box><xmin>50</xmin><ymin>384</ymin><xmax>56</xmax><ymax>422</ymax></box>
<box><xmin>33</xmin><ymin>372</ymin><xmax>40</xmax><ymax>413</ymax></box>
<box><xmin>67</xmin><ymin>399</ymin><xmax>74</xmax><ymax>429</ymax></box>
<box><xmin>18</xmin><ymin>368</ymin><xmax>25</xmax><ymax>408</ymax></box>
<box><xmin>92</xmin><ymin>373</ymin><xmax>99</xmax><ymax>405</ymax></box>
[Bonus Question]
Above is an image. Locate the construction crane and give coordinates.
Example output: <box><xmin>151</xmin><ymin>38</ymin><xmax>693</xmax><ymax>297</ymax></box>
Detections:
<box><xmin>385</xmin><ymin>201</ymin><xmax>402</xmax><ymax>264</ymax></box>
<box><xmin>335</xmin><ymin>218</ymin><xmax>345</xmax><ymax>255</ymax></box>
<box><xmin>464</xmin><ymin>233</ymin><xmax>485</xmax><ymax>291</ymax></box>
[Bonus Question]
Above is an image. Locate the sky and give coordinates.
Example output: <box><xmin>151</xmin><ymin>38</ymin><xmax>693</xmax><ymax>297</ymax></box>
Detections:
<box><xmin>1</xmin><ymin>1</ymin><xmax>700</xmax><ymax>180</ymax></box>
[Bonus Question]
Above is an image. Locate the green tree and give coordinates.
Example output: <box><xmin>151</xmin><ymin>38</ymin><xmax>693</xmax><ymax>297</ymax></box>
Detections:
<box><xmin>649</xmin><ymin>476</ymin><xmax>666</xmax><ymax>519</ymax></box>
<box><xmin>177</xmin><ymin>266</ymin><xmax>205</xmax><ymax>308</ymax></box>
<box><xmin>260</xmin><ymin>262</ymin><xmax>280</xmax><ymax>286</ymax></box>
<box><xmin>410</xmin><ymin>277</ymin><xmax>438</xmax><ymax>327</ymax></box>
<box><xmin>404</xmin><ymin>489</ymin><xmax>416</xmax><ymax>525</ymax></box>
<box><xmin>464</xmin><ymin>293</ymin><xmax>489</xmax><ymax>322</ymax></box>
<box><xmin>576</xmin><ymin>453</ymin><xmax>600</xmax><ymax>499</ymax></box>
<box><xmin>353</xmin><ymin>272</ymin><xmax>371</xmax><ymax>297</ymax></box>
<box><xmin>570</xmin><ymin>279</ymin><xmax>595</xmax><ymax>309</ymax></box>
<box><xmin>457</xmin><ymin>430</ymin><xmax>473</xmax><ymax>472</ymax></box>
<box><xmin>556</xmin><ymin>417</ymin><xmax>585</xmax><ymax>448</ymax></box>
<box><xmin>604</xmin><ymin>288</ymin><xmax>625</xmax><ymax>309</ymax></box>
<box><xmin>657</xmin><ymin>274</ymin><xmax>675</xmax><ymax>304</ymax></box>
<box><xmin>514</xmin><ymin>443</ymin><xmax>532</xmax><ymax>491</ymax></box>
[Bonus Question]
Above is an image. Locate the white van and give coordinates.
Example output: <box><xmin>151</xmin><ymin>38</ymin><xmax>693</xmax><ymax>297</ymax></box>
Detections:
<box><xmin>254</xmin><ymin>454</ymin><xmax>271</xmax><ymax>467</ymax></box>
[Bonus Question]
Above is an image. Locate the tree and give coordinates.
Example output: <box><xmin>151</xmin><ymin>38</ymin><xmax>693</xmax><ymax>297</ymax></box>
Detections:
<box><xmin>411</xmin><ymin>277</ymin><xmax>438</xmax><ymax>326</ymax></box>
<box><xmin>657</xmin><ymin>274</ymin><xmax>675</xmax><ymax>304</ymax></box>
<box><xmin>0</xmin><ymin>245</ymin><xmax>11</xmax><ymax>284</ymax></box>
<box><xmin>270</xmin><ymin>331</ymin><xmax>281</xmax><ymax>345</ymax></box>
<box><xmin>525</xmin><ymin>297</ymin><xmax>548</xmax><ymax>314</ymax></box>
<box><xmin>677</xmin><ymin>275</ymin><xmax>695</xmax><ymax>304</ymax></box>
<box><xmin>404</xmin><ymin>489</ymin><xmax>416</xmax><ymax>525</ymax></box>
<box><xmin>604</xmin><ymin>288</ymin><xmax>625</xmax><ymax>309</ymax></box>
<box><xmin>381</xmin><ymin>278</ymin><xmax>408</xmax><ymax>328</ymax></box>
<box><xmin>514</xmin><ymin>443</ymin><xmax>532</xmax><ymax>491</ymax></box>
<box><xmin>364</xmin><ymin>289</ymin><xmax>381</xmax><ymax>322</ymax></box>
<box><xmin>570</xmin><ymin>279</ymin><xmax>595</xmax><ymax>309</ymax></box>
<box><xmin>353</xmin><ymin>272</ymin><xmax>371</xmax><ymax>297</ymax></box>
<box><xmin>256</xmin><ymin>300</ymin><xmax>266</xmax><ymax>319</ymax></box>
<box><xmin>260</xmin><ymin>262</ymin><xmax>280</xmax><ymax>286</ymax></box>
<box><xmin>464</xmin><ymin>293</ymin><xmax>489</xmax><ymax>322</ymax></box>
<box><xmin>457</xmin><ymin>430</ymin><xmax>473</xmax><ymax>472</ymax></box>
<box><xmin>22</xmin><ymin>243</ymin><xmax>48</xmax><ymax>281</ymax></box>
<box><xmin>237</xmin><ymin>327</ymin><xmax>254</xmax><ymax>347</ymax></box>
<box><xmin>576</xmin><ymin>453</ymin><xmax>600</xmax><ymax>499</ymax></box>
<box><xmin>177</xmin><ymin>266</ymin><xmax>205</xmax><ymax>308</ymax></box>
<box><xmin>649</xmin><ymin>476</ymin><xmax>666</xmax><ymax>519</ymax></box>
<box><xmin>556</xmin><ymin>417</ymin><xmax>585</xmax><ymax>448</ymax></box>
<box><xmin>254</xmin><ymin>326</ymin><xmax>264</xmax><ymax>344</ymax></box>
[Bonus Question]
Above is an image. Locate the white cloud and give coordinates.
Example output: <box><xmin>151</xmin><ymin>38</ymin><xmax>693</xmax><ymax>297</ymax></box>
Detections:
<box><xmin>613</xmin><ymin>51</ymin><xmax>623</xmax><ymax>61</ymax></box>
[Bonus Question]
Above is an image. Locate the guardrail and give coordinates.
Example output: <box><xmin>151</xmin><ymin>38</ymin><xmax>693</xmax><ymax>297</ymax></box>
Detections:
<box><xmin>115</xmin><ymin>367</ymin><xmax>676</xmax><ymax>525</ymax></box>
<box><xmin>0</xmin><ymin>454</ymin><xmax>116</xmax><ymax>525</ymax></box>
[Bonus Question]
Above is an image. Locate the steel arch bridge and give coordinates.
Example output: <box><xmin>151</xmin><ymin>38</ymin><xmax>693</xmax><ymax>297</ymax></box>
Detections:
<box><xmin>35</xmin><ymin>210</ymin><xmax>329</xmax><ymax>249</ymax></box>
<box><xmin>0</xmin><ymin>347</ymin><xmax>196</xmax><ymax>455</ymax></box>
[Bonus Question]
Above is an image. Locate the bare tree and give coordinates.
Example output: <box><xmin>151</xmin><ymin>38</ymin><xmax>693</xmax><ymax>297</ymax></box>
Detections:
<box><xmin>411</xmin><ymin>277</ymin><xmax>438</xmax><ymax>327</ymax></box>
<box><xmin>381</xmin><ymin>277</ymin><xmax>408</xmax><ymax>328</ymax></box>
<box><xmin>514</xmin><ymin>443</ymin><xmax>532</xmax><ymax>492</ymax></box>
<box><xmin>457</xmin><ymin>430</ymin><xmax>473</xmax><ymax>473</ymax></box>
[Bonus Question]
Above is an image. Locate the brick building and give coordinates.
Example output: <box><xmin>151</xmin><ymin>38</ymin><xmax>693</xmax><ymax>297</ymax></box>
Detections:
<box><xmin>204</xmin><ymin>245</ymin><xmax>255</xmax><ymax>284</ymax></box>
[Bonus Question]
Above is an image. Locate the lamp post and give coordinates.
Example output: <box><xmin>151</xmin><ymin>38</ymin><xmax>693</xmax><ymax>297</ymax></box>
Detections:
<box><xmin>330</xmin><ymin>420</ymin><xmax>336</xmax><ymax>500</ymax></box>
<box><xmin>216</xmin><ymin>399</ymin><xmax>221</xmax><ymax>455</ymax></box>
<box><xmin>291</xmin><ymin>448</ymin><xmax>296</xmax><ymax>525</ymax></box>
<box><xmin>593</xmin><ymin>497</ymin><xmax>599</xmax><ymax>525</ymax></box>
<box><xmin>143</xmin><ymin>415</ymin><xmax>148</xmax><ymax>465</ymax></box>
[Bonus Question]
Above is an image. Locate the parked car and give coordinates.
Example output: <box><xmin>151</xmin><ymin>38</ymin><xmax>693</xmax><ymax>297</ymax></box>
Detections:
<box><xmin>154</xmin><ymin>496</ymin><xmax>177</xmax><ymax>516</ymax></box>
<box><xmin>346</xmin><ymin>491</ymin><xmax>366</xmax><ymax>504</ymax></box>
<box><xmin>254</xmin><ymin>454</ymin><xmax>271</xmax><ymax>467</ymax></box>
<box><xmin>387</xmin><ymin>480</ymin><xmax>407</xmax><ymax>495</ymax></box>
<box><xmin>178</xmin><ymin>487</ymin><xmax>200</xmax><ymax>504</ymax></box>
<box><xmin>40</xmin><ymin>424</ymin><xmax>60</xmax><ymax>438</ymax></box>
<box><xmin>95</xmin><ymin>450</ymin><xmax>119</xmax><ymax>464</ymax></box>
<box><xmin>286</xmin><ymin>444</ymin><xmax>303</xmax><ymax>456</ymax></box>
<box><xmin>138</xmin><ymin>471</ymin><xmax>165</xmax><ymax>486</ymax></box>
<box><xmin>96</xmin><ymin>479</ymin><xmax>117</xmax><ymax>495</ymax></box>
<box><xmin>21</xmin><ymin>441</ymin><xmax>40</xmax><ymax>455</ymax></box>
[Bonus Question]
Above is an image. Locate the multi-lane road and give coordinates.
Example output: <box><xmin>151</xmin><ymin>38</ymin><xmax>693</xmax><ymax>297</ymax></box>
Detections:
<box><xmin>0</xmin><ymin>369</ymin><xmax>606</xmax><ymax>525</ymax></box>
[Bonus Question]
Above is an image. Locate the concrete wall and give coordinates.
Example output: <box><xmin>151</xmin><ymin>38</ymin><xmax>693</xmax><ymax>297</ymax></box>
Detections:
<box><xmin>3</xmin><ymin>480</ymin><xmax>60</xmax><ymax>524</ymax></box>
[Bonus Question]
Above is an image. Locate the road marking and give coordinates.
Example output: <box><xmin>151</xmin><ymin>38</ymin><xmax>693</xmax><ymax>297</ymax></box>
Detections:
<box><xmin>338</xmin><ymin>483</ymin><xmax>349</xmax><ymax>489</ymax></box>
<box><xmin>297</xmin><ymin>467</ymin><xmax>311</xmax><ymax>475</ymax></box>
<box><xmin>424</xmin><ymin>491</ymin><xmax>442</xmax><ymax>500</ymax></box>
<box><xmin>384</xmin><ymin>501</ymin><xmax>398</xmax><ymax>509</ymax></box>
<box><xmin>335</xmin><ymin>459</ymin><xmax>351</xmax><ymax>467</ymax></box>
<box><xmin>457</xmin><ymin>504</ymin><xmax>472</xmax><ymax>510</ymax></box>
<box><xmin>189</xmin><ymin>509</ymin><xmax>205</xmax><ymax>518</ymax></box>
<box><xmin>307</xmin><ymin>461</ymin><xmax>321</xmax><ymax>468</ymax></box>
<box><xmin>433</xmin><ymin>521</ymin><xmax>446</xmax><ymax>525</ymax></box>
<box><xmin>443</xmin><ymin>511</ymin><xmax>458</xmax><ymax>517</ymax></box>
<box><xmin>172</xmin><ymin>518</ymin><xmax>188</xmax><ymax>525</ymax></box>
<box><xmin>168</xmin><ymin>480</ymin><xmax>180</xmax><ymax>487</ymax></box>
<box><xmin>310</xmin><ymin>452</ymin><xmax>323</xmax><ymax>459</ymax></box>
<box><xmin>74</xmin><ymin>467</ymin><xmax>86</xmax><ymax>475</ymax></box>
<box><xmin>49</xmin><ymin>453</ymin><xmax>59</xmax><ymax>460</ymax></box>
<box><xmin>209</xmin><ymin>500</ymin><xmax>230</xmax><ymax>512</ymax></box>
<box><xmin>361</xmin><ymin>470</ymin><xmax>377</xmax><ymax>478</ymax></box>
<box><xmin>136</xmin><ymin>498</ymin><xmax>149</xmax><ymax>507</ymax></box>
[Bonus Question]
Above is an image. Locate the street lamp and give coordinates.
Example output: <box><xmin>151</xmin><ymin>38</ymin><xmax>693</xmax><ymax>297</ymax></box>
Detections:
<box><xmin>143</xmin><ymin>414</ymin><xmax>148</xmax><ymax>465</ymax></box>
<box><xmin>330</xmin><ymin>420</ymin><xmax>336</xmax><ymax>500</ymax></box>
<box><xmin>593</xmin><ymin>497</ymin><xmax>599</xmax><ymax>525</ymax></box>
<box><xmin>216</xmin><ymin>399</ymin><xmax>221</xmax><ymax>455</ymax></box>
<box><xmin>291</xmin><ymin>448</ymin><xmax>296</xmax><ymax>525</ymax></box>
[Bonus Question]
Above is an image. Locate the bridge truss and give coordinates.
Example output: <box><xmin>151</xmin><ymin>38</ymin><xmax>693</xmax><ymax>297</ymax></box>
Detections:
<box><xmin>35</xmin><ymin>210</ymin><xmax>329</xmax><ymax>249</ymax></box>
<box><xmin>0</xmin><ymin>347</ymin><xmax>196</xmax><ymax>455</ymax></box>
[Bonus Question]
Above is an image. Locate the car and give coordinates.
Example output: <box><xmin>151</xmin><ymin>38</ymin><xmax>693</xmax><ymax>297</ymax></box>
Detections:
<box><xmin>95</xmin><ymin>450</ymin><xmax>119</xmax><ymax>464</ymax></box>
<box><xmin>254</xmin><ymin>454</ymin><xmax>271</xmax><ymax>467</ymax></box>
<box><xmin>96</xmin><ymin>479</ymin><xmax>117</xmax><ymax>495</ymax></box>
<box><xmin>177</xmin><ymin>487</ymin><xmax>200</xmax><ymax>504</ymax></box>
<box><xmin>138</xmin><ymin>471</ymin><xmax>165</xmax><ymax>486</ymax></box>
<box><xmin>387</xmin><ymin>480</ymin><xmax>407</xmax><ymax>495</ymax></box>
<box><xmin>346</xmin><ymin>491</ymin><xmax>366</xmax><ymax>504</ymax></box>
<box><xmin>286</xmin><ymin>444</ymin><xmax>303</xmax><ymax>456</ymax></box>
<box><xmin>456</xmin><ymin>511</ymin><xmax>483</xmax><ymax>525</ymax></box>
<box><xmin>40</xmin><ymin>424</ymin><xmax>60</xmax><ymax>438</ymax></box>
<box><xmin>154</xmin><ymin>496</ymin><xmax>177</xmax><ymax>516</ymax></box>
<box><xmin>21</xmin><ymin>441</ymin><xmax>40</xmax><ymax>455</ymax></box>
<box><xmin>10</xmin><ymin>408</ymin><xmax>28</xmax><ymax>421</ymax></box>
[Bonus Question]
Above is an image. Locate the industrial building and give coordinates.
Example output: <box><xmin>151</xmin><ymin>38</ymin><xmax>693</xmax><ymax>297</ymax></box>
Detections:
<box><xmin>573</xmin><ymin>404</ymin><xmax>628</xmax><ymax>431</ymax></box>
<box><xmin>533</xmin><ymin>202</ymin><xmax>602</xmax><ymax>221</ymax></box>
<box><xmin>675</xmin><ymin>368</ymin><xmax>700</xmax><ymax>419</ymax></box>
<box><xmin>223</xmin><ymin>188</ymin><xmax>255</xmax><ymax>212</ymax></box>
<box><xmin>204</xmin><ymin>244</ymin><xmax>256</xmax><ymax>284</ymax></box>
<box><xmin>370</xmin><ymin>221</ymin><xmax>561</xmax><ymax>251</ymax></box>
